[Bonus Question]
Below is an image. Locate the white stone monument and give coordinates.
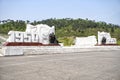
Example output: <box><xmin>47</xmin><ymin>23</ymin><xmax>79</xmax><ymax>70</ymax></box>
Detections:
<box><xmin>75</xmin><ymin>36</ymin><xmax>97</xmax><ymax>46</ymax></box>
<box><xmin>6</xmin><ymin>24</ymin><xmax>56</xmax><ymax>44</ymax></box>
<box><xmin>2</xmin><ymin>24</ymin><xmax>59</xmax><ymax>56</ymax></box>
<box><xmin>98</xmin><ymin>31</ymin><xmax>117</xmax><ymax>45</ymax></box>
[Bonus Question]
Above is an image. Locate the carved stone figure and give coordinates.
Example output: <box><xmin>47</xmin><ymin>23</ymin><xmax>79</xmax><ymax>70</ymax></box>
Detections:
<box><xmin>101</xmin><ymin>37</ymin><xmax>106</xmax><ymax>45</ymax></box>
<box><xmin>49</xmin><ymin>33</ymin><xmax>58</xmax><ymax>44</ymax></box>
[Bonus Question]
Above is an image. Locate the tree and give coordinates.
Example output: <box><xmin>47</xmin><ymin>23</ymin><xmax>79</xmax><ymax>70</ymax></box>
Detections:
<box><xmin>111</xmin><ymin>27</ymin><xmax>114</xmax><ymax>33</ymax></box>
<box><xmin>26</xmin><ymin>20</ymin><xmax>30</xmax><ymax>24</ymax></box>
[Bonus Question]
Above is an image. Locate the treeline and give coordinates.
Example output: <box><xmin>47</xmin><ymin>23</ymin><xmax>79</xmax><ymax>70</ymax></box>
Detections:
<box><xmin>0</xmin><ymin>19</ymin><xmax>26</xmax><ymax>34</ymax></box>
<box><xmin>33</xmin><ymin>18</ymin><xmax>120</xmax><ymax>38</ymax></box>
<box><xmin>0</xmin><ymin>18</ymin><xmax>120</xmax><ymax>45</ymax></box>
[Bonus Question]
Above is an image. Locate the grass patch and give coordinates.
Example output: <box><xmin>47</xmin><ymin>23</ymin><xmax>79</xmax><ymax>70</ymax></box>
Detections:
<box><xmin>117</xmin><ymin>40</ymin><xmax>120</xmax><ymax>45</ymax></box>
<box><xmin>58</xmin><ymin>37</ymin><xmax>75</xmax><ymax>46</ymax></box>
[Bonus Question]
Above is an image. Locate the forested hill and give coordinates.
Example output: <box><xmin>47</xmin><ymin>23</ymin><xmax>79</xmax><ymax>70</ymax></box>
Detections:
<box><xmin>0</xmin><ymin>18</ymin><xmax>120</xmax><ymax>45</ymax></box>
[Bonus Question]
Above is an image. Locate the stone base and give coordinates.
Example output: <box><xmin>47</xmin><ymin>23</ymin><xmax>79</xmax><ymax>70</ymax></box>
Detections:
<box><xmin>1</xmin><ymin>46</ymin><xmax>120</xmax><ymax>56</ymax></box>
<box><xmin>3</xmin><ymin>42</ymin><xmax>60</xmax><ymax>46</ymax></box>
<box><xmin>1</xmin><ymin>42</ymin><xmax>60</xmax><ymax>56</ymax></box>
<box><xmin>2</xmin><ymin>46</ymin><xmax>23</xmax><ymax>56</ymax></box>
<box><xmin>96</xmin><ymin>44</ymin><xmax>118</xmax><ymax>46</ymax></box>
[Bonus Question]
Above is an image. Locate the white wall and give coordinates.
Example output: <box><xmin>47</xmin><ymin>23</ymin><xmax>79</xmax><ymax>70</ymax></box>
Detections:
<box><xmin>75</xmin><ymin>36</ymin><xmax>97</xmax><ymax>46</ymax></box>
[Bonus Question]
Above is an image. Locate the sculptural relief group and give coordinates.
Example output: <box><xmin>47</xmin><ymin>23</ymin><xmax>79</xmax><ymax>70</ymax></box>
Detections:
<box><xmin>6</xmin><ymin>24</ymin><xmax>117</xmax><ymax>46</ymax></box>
<box><xmin>7</xmin><ymin>24</ymin><xmax>58</xmax><ymax>44</ymax></box>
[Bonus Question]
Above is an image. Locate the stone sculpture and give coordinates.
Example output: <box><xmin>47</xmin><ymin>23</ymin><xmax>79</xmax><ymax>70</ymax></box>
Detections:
<box><xmin>75</xmin><ymin>36</ymin><xmax>97</xmax><ymax>46</ymax></box>
<box><xmin>5</xmin><ymin>24</ymin><xmax>59</xmax><ymax>46</ymax></box>
<box><xmin>98</xmin><ymin>31</ymin><xmax>117</xmax><ymax>45</ymax></box>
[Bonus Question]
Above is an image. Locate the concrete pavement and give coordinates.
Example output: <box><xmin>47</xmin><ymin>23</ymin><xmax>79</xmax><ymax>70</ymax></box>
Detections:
<box><xmin>0</xmin><ymin>50</ymin><xmax>120</xmax><ymax>80</ymax></box>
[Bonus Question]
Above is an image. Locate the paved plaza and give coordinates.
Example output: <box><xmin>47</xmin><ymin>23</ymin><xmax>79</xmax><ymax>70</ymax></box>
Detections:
<box><xmin>0</xmin><ymin>49</ymin><xmax>120</xmax><ymax>80</ymax></box>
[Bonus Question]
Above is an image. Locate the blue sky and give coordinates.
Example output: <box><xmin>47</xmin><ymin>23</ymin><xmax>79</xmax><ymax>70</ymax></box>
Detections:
<box><xmin>0</xmin><ymin>0</ymin><xmax>120</xmax><ymax>25</ymax></box>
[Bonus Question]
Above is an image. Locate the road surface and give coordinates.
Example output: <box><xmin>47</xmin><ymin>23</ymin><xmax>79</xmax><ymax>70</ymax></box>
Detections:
<box><xmin>0</xmin><ymin>50</ymin><xmax>120</xmax><ymax>80</ymax></box>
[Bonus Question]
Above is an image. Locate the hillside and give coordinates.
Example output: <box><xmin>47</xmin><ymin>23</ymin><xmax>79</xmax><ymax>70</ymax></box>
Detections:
<box><xmin>0</xmin><ymin>18</ymin><xmax>120</xmax><ymax>45</ymax></box>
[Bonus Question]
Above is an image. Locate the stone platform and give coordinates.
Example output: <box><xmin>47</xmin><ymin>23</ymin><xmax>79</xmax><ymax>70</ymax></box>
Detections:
<box><xmin>1</xmin><ymin>46</ymin><xmax>120</xmax><ymax>56</ymax></box>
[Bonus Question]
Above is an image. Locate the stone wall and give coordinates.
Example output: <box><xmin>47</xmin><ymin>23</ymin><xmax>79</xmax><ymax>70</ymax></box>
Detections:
<box><xmin>1</xmin><ymin>46</ymin><xmax>120</xmax><ymax>56</ymax></box>
<box><xmin>75</xmin><ymin>36</ymin><xmax>97</xmax><ymax>46</ymax></box>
